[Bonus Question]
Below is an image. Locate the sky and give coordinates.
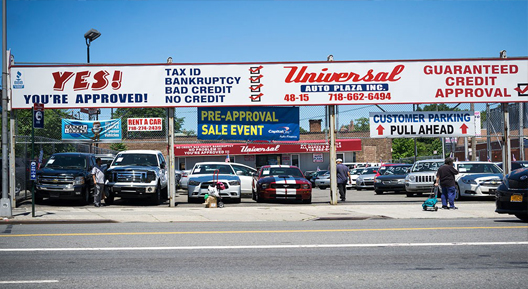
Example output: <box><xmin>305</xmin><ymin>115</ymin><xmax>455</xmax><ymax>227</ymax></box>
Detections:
<box><xmin>1</xmin><ymin>0</ymin><xmax>527</xmax><ymax>130</ymax></box>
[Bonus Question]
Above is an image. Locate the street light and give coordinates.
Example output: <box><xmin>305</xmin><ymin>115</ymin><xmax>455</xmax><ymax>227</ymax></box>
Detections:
<box><xmin>84</xmin><ymin>28</ymin><xmax>101</xmax><ymax>63</ymax></box>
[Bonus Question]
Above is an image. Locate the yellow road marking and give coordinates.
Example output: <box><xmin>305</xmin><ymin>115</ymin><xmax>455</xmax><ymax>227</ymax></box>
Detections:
<box><xmin>1</xmin><ymin>226</ymin><xmax>527</xmax><ymax>238</ymax></box>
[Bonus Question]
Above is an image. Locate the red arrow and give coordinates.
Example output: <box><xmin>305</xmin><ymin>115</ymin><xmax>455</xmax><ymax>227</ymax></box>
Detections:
<box><xmin>376</xmin><ymin>125</ymin><xmax>384</xmax><ymax>135</ymax></box>
<box><xmin>460</xmin><ymin>123</ymin><xmax>468</xmax><ymax>134</ymax></box>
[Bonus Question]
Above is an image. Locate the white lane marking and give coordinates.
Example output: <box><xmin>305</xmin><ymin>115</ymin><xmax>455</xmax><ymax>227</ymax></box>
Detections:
<box><xmin>0</xmin><ymin>280</ymin><xmax>59</xmax><ymax>284</ymax></box>
<box><xmin>1</xmin><ymin>241</ymin><xmax>527</xmax><ymax>252</ymax></box>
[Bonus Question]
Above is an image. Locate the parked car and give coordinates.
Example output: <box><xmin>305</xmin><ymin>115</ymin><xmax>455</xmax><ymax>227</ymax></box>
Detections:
<box><xmin>187</xmin><ymin>173</ymin><xmax>241</xmax><ymax>204</ymax></box>
<box><xmin>314</xmin><ymin>171</ymin><xmax>353</xmax><ymax>190</ymax></box>
<box><xmin>374</xmin><ymin>163</ymin><xmax>405</xmax><ymax>178</ymax></box>
<box><xmin>179</xmin><ymin>170</ymin><xmax>191</xmax><ymax>189</ymax></box>
<box><xmin>496</xmin><ymin>161</ymin><xmax>528</xmax><ymax>171</ymax></box>
<box><xmin>252</xmin><ymin>165</ymin><xmax>312</xmax><ymax>203</ymax></box>
<box><xmin>495</xmin><ymin>167</ymin><xmax>528</xmax><ymax>221</ymax></box>
<box><xmin>455</xmin><ymin>161</ymin><xmax>503</xmax><ymax>199</ymax></box>
<box><xmin>35</xmin><ymin>152</ymin><xmax>96</xmax><ymax>204</ymax></box>
<box><xmin>309</xmin><ymin>170</ymin><xmax>328</xmax><ymax>187</ymax></box>
<box><xmin>187</xmin><ymin>162</ymin><xmax>256</xmax><ymax>197</ymax></box>
<box><xmin>405</xmin><ymin>159</ymin><xmax>444</xmax><ymax>197</ymax></box>
<box><xmin>95</xmin><ymin>154</ymin><xmax>115</xmax><ymax>169</ymax></box>
<box><xmin>105</xmin><ymin>150</ymin><xmax>168</xmax><ymax>205</ymax></box>
<box><xmin>349</xmin><ymin>167</ymin><xmax>365</xmax><ymax>186</ymax></box>
<box><xmin>1</xmin><ymin>157</ymin><xmax>33</xmax><ymax>202</ymax></box>
<box><xmin>374</xmin><ymin>164</ymin><xmax>412</xmax><ymax>194</ymax></box>
<box><xmin>355</xmin><ymin>167</ymin><xmax>379</xmax><ymax>190</ymax></box>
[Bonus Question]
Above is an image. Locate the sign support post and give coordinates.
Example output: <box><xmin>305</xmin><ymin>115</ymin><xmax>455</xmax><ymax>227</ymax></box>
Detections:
<box><xmin>329</xmin><ymin>105</ymin><xmax>338</xmax><ymax>205</ymax></box>
<box><xmin>168</xmin><ymin>108</ymin><xmax>176</xmax><ymax>207</ymax></box>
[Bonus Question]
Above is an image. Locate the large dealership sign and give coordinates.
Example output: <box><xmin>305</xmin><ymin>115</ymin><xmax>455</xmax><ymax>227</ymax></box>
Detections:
<box><xmin>10</xmin><ymin>58</ymin><xmax>528</xmax><ymax>109</ymax></box>
<box><xmin>369</xmin><ymin>111</ymin><xmax>478</xmax><ymax>138</ymax></box>
<box><xmin>173</xmin><ymin>139</ymin><xmax>362</xmax><ymax>156</ymax></box>
<box><xmin>198</xmin><ymin>107</ymin><xmax>299</xmax><ymax>141</ymax></box>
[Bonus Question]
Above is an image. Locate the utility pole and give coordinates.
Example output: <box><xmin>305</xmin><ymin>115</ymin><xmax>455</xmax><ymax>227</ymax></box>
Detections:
<box><xmin>500</xmin><ymin>50</ymin><xmax>511</xmax><ymax>175</ymax></box>
<box><xmin>167</xmin><ymin>57</ymin><xmax>176</xmax><ymax>207</ymax></box>
<box><xmin>1</xmin><ymin>0</ymin><xmax>13</xmax><ymax>217</ymax></box>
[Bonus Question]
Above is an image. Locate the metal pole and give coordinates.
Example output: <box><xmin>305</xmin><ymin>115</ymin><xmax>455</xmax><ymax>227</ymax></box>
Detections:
<box><xmin>329</xmin><ymin>105</ymin><xmax>338</xmax><ymax>205</ymax></box>
<box><xmin>31</xmin><ymin>108</ymin><xmax>35</xmax><ymax>217</ymax></box>
<box><xmin>470</xmin><ymin>103</ymin><xmax>476</xmax><ymax>160</ymax></box>
<box><xmin>503</xmin><ymin>103</ymin><xmax>511</xmax><ymax>175</ymax></box>
<box><xmin>168</xmin><ymin>107</ymin><xmax>176</xmax><ymax>207</ymax></box>
<box><xmin>520</xmin><ymin>103</ymin><xmax>525</xmax><ymax>161</ymax></box>
<box><xmin>487</xmin><ymin>103</ymin><xmax>491</xmax><ymax>161</ymax></box>
<box><xmin>1</xmin><ymin>0</ymin><xmax>13</xmax><ymax>217</ymax></box>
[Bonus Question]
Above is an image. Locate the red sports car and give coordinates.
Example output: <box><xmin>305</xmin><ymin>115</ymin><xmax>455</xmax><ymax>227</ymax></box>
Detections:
<box><xmin>252</xmin><ymin>165</ymin><xmax>312</xmax><ymax>204</ymax></box>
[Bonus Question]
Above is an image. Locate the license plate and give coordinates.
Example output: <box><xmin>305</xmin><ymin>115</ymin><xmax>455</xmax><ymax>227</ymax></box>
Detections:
<box><xmin>50</xmin><ymin>192</ymin><xmax>60</xmax><ymax>198</ymax></box>
<box><xmin>510</xmin><ymin>194</ymin><xmax>523</xmax><ymax>202</ymax></box>
<box><xmin>488</xmin><ymin>189</ymin><xmax>496</xmax><ymax>194</ymax></box>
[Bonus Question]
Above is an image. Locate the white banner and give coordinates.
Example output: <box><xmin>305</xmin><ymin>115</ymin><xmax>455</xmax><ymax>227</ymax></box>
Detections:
<box><xmin>369</xmin><ymin>111</ymin><xmax>477</xmax><ymax>138</ymax></box>
<box><xmin>10</xmin><ymin>58</ymin><xmax>528</xmax><ymax>109</ymax></box>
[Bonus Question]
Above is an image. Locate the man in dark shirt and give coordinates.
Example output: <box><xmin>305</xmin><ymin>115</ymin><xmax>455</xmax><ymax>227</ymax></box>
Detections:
<box><xmin>336</xmin><ymin>158</ymin><xmax>351</xmax><ymax>202</ymax></box>
<box><xmin>434</xmin><ymin>157</ymin><xmax>459</xmax><ymax>210</ymax></box>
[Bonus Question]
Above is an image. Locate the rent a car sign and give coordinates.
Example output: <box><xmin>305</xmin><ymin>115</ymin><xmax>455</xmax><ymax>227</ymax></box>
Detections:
<box><xmin>10</xmin><ymin>58</ymin><xmax>528</xmax><ymax>109</ymax></box>
<box><xmin>369</xmin><ymin>111</ymin><xmax>477</xmax><ymax>138</ymax></box>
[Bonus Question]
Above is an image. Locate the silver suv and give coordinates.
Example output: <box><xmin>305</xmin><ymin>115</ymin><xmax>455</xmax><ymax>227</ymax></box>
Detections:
<box><xmin>404</xmin><ymin>159</ymin><xmax>444</xmax><ymax>197</ymax></box>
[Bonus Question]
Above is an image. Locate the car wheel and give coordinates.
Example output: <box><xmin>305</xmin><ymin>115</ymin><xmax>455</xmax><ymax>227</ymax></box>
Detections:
<box><xmin>255</xmin><ymin>192</ymin><xmax>264</xmax><ymax>203</ymax></box>
<box><xmin>82</xmin><ymin>188</ymin><xmax>90</xmax><ymax>205</ymax></box>
<box><xmin>515</xmin><ymin>214</ymin><xmax>528</xmax><ymax>222</ymax></box>
<box><xmin>406</xmin><ymin>192</ymin><xmax>413</xmax><ymax>197</ymax></box>
<box><xmin>234</xmin><ymin>197</ymin><xmax>242</xmax><ymax>204</ymax></box>
<box><xmin>106</xmin><ymin>192</ymin><xmax>115</xmax><ymax>205</ymax></box>
<box><xmin>375</xmin><ymin>190</ymin><xmax>383</xmax><ymax>195</ymax></box>
<box><xmin>151</xmin><ymin>184</ymin><xmax>161</xmax><ymax>205</ymax></box>
<box><xmin>455</xmin><ymin>185</ymin><xmax>461</xmax><ymax>201</ymax></box>
<box><xmin>302</xmin><ymin>196</ymin><xmax>312</xmax><ymax>204</ymax></box>
<box><xmin>319</xmin><ymin>186</ymin><xmax>327</xmax><ymax>190</ymax></box>
<box><xmin>356</xmin><ymin>188</ymin><xmax>362</xmax><ymax>191</ymax></box>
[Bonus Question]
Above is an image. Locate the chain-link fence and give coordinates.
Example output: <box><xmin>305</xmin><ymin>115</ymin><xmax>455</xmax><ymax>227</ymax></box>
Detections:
<box><xmin>7</xmin><ymin>102</ymin><xmax>527</xmax><ymax>202</ymax></box>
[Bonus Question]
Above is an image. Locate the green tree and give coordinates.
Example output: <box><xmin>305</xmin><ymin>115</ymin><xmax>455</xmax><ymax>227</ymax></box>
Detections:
<box><xmin>110</xmin><ymin>142</ymin><xmax>128</xmax><ymax>152</ymax></box>
<box><xmin>353</xmin><ymin>117</ymin><xmax>370</xmax><ymax>131</ymax></box>
<box><xmin>391</xmin><ymin>138</ymin><xmax>415</xmax><ymax>160</ymax></box>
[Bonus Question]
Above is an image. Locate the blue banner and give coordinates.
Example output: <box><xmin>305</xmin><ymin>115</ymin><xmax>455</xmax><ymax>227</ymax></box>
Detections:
<box><xmin>198</xmin><ymin>107</ymin><xmax>299</xmax><ymax>141</ymax></box>
<box><xmin>62</xmin><ymin>119</ymin><xmax>122</xmax><ymax>143</ymax></box>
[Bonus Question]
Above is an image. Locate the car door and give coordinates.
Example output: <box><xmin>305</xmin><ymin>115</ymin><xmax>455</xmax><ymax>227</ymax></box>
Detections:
<box><xmin>231</xmin><ymin>164</ymin><xmax>256</xmax><ymax>195</ymax></box>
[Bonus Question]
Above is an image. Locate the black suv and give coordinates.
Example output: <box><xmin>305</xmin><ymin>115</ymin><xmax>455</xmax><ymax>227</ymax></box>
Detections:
<box><xmin>35</xmin><ymin>152</ymin><xmax>96</xmax><ymax>204</ymax></box>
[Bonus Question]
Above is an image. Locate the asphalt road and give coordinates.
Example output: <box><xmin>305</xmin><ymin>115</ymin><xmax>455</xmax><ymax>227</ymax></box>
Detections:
<box><xmin>1</xmin><ymin>218</ymin><xmax>526</xmax><ymax>288</ymax></box>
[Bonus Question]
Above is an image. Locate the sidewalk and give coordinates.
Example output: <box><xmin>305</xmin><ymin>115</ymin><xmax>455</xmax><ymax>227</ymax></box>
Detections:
<box><xmin>3</xmin><ymin>202</ymin><xmax>513</xmax><ymax>223</ymax></box>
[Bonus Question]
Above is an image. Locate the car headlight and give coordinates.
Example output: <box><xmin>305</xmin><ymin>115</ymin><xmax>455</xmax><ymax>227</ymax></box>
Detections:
<box><xmin>301</xmin><ymin>183</ymin><xmax>310</xmax><ymax>189</ymax></box>
<box><xmin>228</xmin><ymin>180</ymin><xmax>240</xmax><ymax>186</ymax></box>
<box><xmin>375</xmin><ymin>179</ymin><xmax>381</xmax><ymax>183</ymax></box>
<box><xmin>146</xmin><ymin>171</ymin><xmax>156</xmax><ymax>182</ymax></box>
<box><xmin>260</xmin><ymin>183</ymin><xmax>269</xmax><ymax>189</ymax></box>
<box><xmin>74</xmin><ymin>176</ymin><xmax>85</xmax><ymax>185</ymax></box>
<box><xmin>188</xmin><ymin>180</ymin><xmax>200</xmax><ymax>186</ymax></box>
<box><xmin>407</xmin><ymin>175</ymin><xmax>415</xmax><ymax>181</ymax></box>
<box><xmin>397</xmin><ymin>179</ymin><xmax>405</xmax><ymax>184</ymax></box>
<box><xmin>461</xmin><ymin>179</ymin><xmax>477</xmax><ymax>185</ymax></box>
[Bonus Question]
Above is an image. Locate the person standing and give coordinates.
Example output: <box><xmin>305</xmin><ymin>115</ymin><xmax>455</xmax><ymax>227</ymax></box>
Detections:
<box><xmin>434</xmin><ymin>157</ymin><xmax>459</xmax><ymax>210</ymax></box>
<box><xmin>336</xmin><ymin>158</ymin><xmax>351</xmax><ymax>202</ymax></box>
<box><xmin>92</xmin><ymin>158</ymin><xmax>105</xmax><ymax>207</ymax></box>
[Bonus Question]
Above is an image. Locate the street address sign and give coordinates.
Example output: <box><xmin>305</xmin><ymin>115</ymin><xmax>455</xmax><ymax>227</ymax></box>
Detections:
<box><xmin>369</xmin><ymin>111</ymin><xmax>477</xmax><ymax>138</ymax></box>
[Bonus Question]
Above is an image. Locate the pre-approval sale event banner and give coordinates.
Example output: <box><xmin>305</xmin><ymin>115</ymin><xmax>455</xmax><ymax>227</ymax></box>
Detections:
<box><xmin>10</xmin><ymin>58</ymin><xmax>528</xmax><ymax>109</ymax></box>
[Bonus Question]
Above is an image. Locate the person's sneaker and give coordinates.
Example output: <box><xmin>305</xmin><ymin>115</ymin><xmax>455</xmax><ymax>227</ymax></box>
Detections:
<box><xmin>441</xmin><ymin>206</ymin><xmax>449</xmax><ymax>210</ymax></box>
<box><xmin>450</xmin><ymin>206</ymin><xmax>458</xmax><ymax>210</ymax></box>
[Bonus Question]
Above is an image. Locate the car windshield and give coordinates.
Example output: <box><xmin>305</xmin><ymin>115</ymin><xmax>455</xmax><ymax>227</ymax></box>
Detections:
<box><xmin>361</xmin><ymin>167</ymin><xmax>378</xmax><ymax>175</ymax></box>
<box><xmin>383</xmin><ymin>165</ymin><xmax>411</xmax><ymax>175</ymax></box>
<box><xmin>458</xmin><ymin>163</ymin><xmax>503</xmax><ymax>174</ymax></box>
<box><xmin>261</xmin><ymin>167</ymin><xmax>303</xmax><ymax>178</ymax></box>
<box><xmin>192</xmin><ymin>164</ymin><xmax>234</xmax><ymax>175</ymax></box>
<box><xmin>313</xmin><ymin>170</ymin><xmax>328</xmax><ymax>177</ymax></box>
<box><xmin>411</xmin><ymin>161</ymin><xmax>443</xmax><ymax>172</ymax></box>
<box><xmin>112</xmin><ymin>154</ymin><xmax>158</xmax><ymax>167</ymax></box>
<box><xmin>350</xmin><ymin>168</ymin><xmax>364</xmax><ymax>175</ymax></box>
<box><xmin>44</xmin><ymin>155</ymin><xmax>86</xmax><ymax>169</ymax></box>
